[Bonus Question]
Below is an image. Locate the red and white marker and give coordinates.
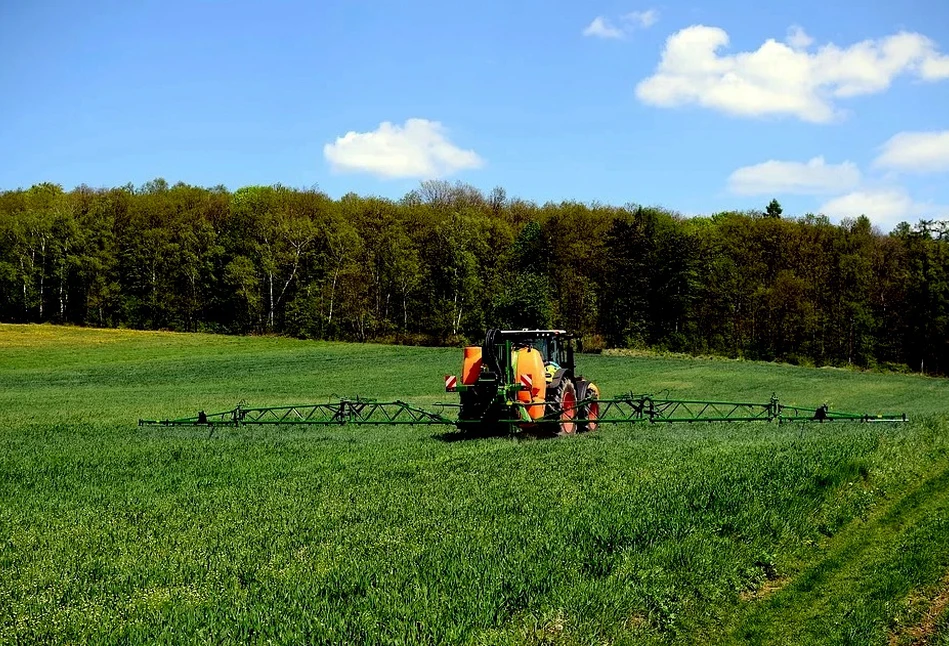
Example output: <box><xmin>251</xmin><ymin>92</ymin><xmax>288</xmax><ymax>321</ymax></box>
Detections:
<box><xmin>444</xmin><ymin>375</ymin><xmax>457</xmax><ymax>391</ymax></box>
<box><xmin>519</xmin><ymin>373</ymin><xmax>532</xmax><ymax>390</ymax></box>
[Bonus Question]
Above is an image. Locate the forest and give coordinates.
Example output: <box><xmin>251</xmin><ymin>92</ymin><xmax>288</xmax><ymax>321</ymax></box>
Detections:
<box><xmin>0</xmin><ymin>178</ymin><xmax>947</xmax><ymax>375</ymax></box>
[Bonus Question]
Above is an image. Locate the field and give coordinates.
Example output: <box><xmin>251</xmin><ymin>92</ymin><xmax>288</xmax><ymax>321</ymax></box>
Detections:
<box><xmin>3</xmin><ymin>323</ymin><xmax>949</xmax><ymax>645</ymax></box>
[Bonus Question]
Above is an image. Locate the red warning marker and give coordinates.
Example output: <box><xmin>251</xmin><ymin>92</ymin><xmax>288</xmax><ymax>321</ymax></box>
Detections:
<box><xmin>445</xmin><ymin>375</ymin><xmax>457</xmax><ymax>391</ymax></box>
<box><xmin>519</xmin><ymin>373</ymin><xmax>532</xmax><ymax>390</ymax></box>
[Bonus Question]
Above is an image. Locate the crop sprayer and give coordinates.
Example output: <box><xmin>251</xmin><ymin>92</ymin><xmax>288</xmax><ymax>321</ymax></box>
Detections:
<box><xmin>138</xmin><ymin>328</ymin><xmax>908</xmax><ymax>434</ymax></box>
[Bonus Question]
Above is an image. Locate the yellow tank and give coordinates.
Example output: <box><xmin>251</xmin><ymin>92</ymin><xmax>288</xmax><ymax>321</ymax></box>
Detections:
<box><xmin>513</xmin><ymin>347</ymin><xmax>547</xmax><ymax>420</ymax></box>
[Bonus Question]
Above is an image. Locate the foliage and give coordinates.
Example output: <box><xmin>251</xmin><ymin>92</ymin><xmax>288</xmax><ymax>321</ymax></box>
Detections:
<box><xmin>2</xmin><ymin>179</ymin><xmax>949</xmax><ymax>374</ymax></box>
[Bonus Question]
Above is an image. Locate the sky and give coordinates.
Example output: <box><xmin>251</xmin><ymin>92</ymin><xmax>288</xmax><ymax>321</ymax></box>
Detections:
<box><xmin>2</xmin><ymin>0</ymin><xmax>949</xmax><ymax>231</ymax></box>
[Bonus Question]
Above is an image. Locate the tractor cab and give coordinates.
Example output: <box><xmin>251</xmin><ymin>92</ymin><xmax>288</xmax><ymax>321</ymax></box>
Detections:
<box><xmin>496</xmin><ymin>329</ymin><xmax>575</xmax><ymax>383</ymax></box>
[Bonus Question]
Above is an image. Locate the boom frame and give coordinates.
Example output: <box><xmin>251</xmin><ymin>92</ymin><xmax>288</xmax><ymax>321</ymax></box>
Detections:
<box><xmin>138</xmin><ymin>393</ymin><xmax>907</xmax><ymax>429</ymax></box>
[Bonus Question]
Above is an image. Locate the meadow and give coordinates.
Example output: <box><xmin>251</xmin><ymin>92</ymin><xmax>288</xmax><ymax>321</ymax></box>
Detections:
<box><xmin>3</xmin><ymin>323</ymin><xmax>949</xmax><ymax>645</ymax></box>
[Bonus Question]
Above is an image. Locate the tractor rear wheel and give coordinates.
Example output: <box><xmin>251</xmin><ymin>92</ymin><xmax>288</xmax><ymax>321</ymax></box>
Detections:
<box><xmin>548</xmin><ymin>380</ymin><xmax>578</xmax><ymax>435</ymax></box>
<box><xmin>577</xmin><ymin>382</ymin><xmax>600</xmax><ymax>432</ymax></box>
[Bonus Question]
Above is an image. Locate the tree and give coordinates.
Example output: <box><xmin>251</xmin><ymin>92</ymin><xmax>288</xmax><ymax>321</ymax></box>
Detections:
<box><xmin>1</xmin><ymin>179</ymin><xmax>948</xmax><ymax>375</ymax></box>
<box><xmin>597</xmin><ymin>209</ymin><xmax>654</xmax><ymax>347</ymax></box>
<box><xmin>493</xmin><ymin>220</ymin><xmax>554</xmax><ymax>329</ymax></box>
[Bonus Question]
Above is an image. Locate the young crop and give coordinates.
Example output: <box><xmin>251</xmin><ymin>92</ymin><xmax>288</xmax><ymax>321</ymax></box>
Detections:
<box><xmin>1</xmin><ymin>324</ymin><xmax>949</xmax><ymax>644</ymax></box>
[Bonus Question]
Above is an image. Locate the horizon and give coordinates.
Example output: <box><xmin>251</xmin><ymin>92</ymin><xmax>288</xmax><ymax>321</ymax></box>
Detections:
<box><xmin>2</xmin><ymin>175</ymin><xmax>918</xmax><ymax>234</ymax></box>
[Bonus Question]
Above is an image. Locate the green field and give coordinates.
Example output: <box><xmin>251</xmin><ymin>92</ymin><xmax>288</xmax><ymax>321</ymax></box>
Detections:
<box><xmin>4</xmin><ymin>323</ymin><xmax>949</xmax><ymax>645</ymax></box>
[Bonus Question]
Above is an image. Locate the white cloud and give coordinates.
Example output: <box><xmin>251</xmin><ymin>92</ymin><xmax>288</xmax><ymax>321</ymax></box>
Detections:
<box><xmin>819</xmin><ymin>189</ymin><xmax>913</xmax><ymax>224</ymax></box>
<box><xmin>624</xmin><ymin>9</ymin><xmax>659</xmax><ymax>29</ymax></box>
<box><xmin>635</xmin><ymin>25</ymin><xmax>949</xmax><ymax>122</ymax></box>
<box><xmin>922</xmin><ymin>55</ymin><xmax>949</xmax><ymax>79</ymax></box>
<box><xmin>584</xmin><ymin>9</ymin><xmax>658</xmax><ymax>39</ymax></box>
<box><xmin>786</xmin><ymin>25</ymin><xmax>813</xmax><ymax>50</ymax></box>
<box><xmin>323</xmin><ymin>118</ymin><xmax>484</xmax><ymax>179</ymax></box>
<box><xmin>819</xmin><ymin>188</ymin><xmax>949</xmax><ymax>229</ymax></box>
<box><xmin>583</xmin><ymin>16</ymin><xmax>624</xmax><ymax>39</ymax></box>
<box><xmin>874</xmin><ymin>130</ymin><xmax>949</xmax><ymax>173</ymax></box>
<box><xmin>728</xmin><ymin>156</ymin><xmax>861</xmax><ymax>195</ymax></box>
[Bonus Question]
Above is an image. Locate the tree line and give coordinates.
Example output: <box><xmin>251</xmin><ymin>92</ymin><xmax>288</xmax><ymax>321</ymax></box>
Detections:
<box><xmin>1</xmin><ymin>179</ymin><xmax>947</xmax><ymax>375</ymax></box>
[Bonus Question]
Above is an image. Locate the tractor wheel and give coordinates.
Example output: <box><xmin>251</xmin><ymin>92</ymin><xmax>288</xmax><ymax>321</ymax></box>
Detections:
<box><xmin>577</xmin><ymin>382</ymin><xmax>600</xmax><ymax>432</ymax></box>
<box><xmin>548</xmin><ymin>380</ymin><xmax>578</xmax><ymax>436</ymax></box>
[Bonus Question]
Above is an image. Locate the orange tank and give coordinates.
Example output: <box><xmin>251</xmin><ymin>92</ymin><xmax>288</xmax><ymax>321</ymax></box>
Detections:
<box><xmin>513</xmin><ymin>347</ymin><xmax>547</xmax><ymax>420</ymax></box>
<box><xmin>461</xmin><ymin>346</ymin><xmax>483</xmax><ymax>385</ymax></box>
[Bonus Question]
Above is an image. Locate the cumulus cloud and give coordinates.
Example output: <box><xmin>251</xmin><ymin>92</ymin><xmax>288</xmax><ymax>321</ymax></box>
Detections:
<box><xmin>583</xmin><ymin>9</ymin><xmax>658</xmax><ymax>39</ymax></box>
<box><xmin>583</xmin><ymin>16</ymin><xmax>624</xmax><ymax>39</ymax></box>
<box><xmin>728</xmin><ymin>156</ymin><xmax>861</xmax><ymax>195</ymax></box>
<box><xmin>786</xmin><ymin>25</ymin><xmax>814</xmax><ymax>50</ymax></box>
<box><xmin>922</xmin><ymin>55</ymin><xmax>949</xmax><ymax>79</ymax></box>
<box><xmin>635</xmin><ymin>25</ymin><xmax>949</xmax><ymax>122</ymax></box>
<box><xmin>323</xmin><ymin>118</ymin><xmax>484</xmax><ymax>179</ymax></box>
<box><xmin>624</xmin><ymin>9</ymin><xmax>659</xmax><ymax>29</ymax></box>
<box><xmin>819</xmin><ymin>188</ymin><xmax>949</xmax><ymax>229</ymax></box>
<box><xmin>874</xmin><ymin>130</ymin><xmax>949</xmax><ymax>173</ymax></box>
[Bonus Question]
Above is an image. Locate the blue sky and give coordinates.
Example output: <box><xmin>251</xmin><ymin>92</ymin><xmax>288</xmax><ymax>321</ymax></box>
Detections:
<box><xmin>2</xmin><ymin>0</ymin><xmax>949</xmax><ymax>231</ymax></box>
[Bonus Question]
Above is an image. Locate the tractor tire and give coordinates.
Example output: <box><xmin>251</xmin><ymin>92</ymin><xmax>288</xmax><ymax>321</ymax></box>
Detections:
<box><xmin>545</xmin><ymin>380</ymin><xmax>578</xmax><ymax>436</ymax></box>
<box><xmin>576</xmin><ymin>381</ymin><xmax>600</xmax><ymax>432</ymax></box>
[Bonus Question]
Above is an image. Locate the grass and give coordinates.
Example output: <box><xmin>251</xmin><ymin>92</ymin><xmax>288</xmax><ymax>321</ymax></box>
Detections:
<box><xmin>3</xmin><ymin>322</ymin><xmax>949</xmax><ymax>644</ymax></box>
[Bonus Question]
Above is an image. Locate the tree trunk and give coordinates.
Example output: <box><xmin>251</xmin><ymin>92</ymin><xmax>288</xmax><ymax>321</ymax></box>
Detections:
<box><xmin>20</xmin><ymin>257</ymin><xmax>27</xmax><ymax>317</ymax></box>
<box><xmin>39</xmin><ymin>238</ymin><xmax>46</xmax><ymax>319</ymax></box>
<box><xmin>328</xmin><ymin>267</ymin><xmax>339</xmax><ymax>325</ymax></box>
<box><xmin>190</xmin><ymin>271</ymin><xmax>197</xmax><ymax>332</ymax></box>
<box><xmin>275</xmin><ymin>246</ymin><xmax>303</xmax><ymax>317</ymax></box>
<box><xmin>59</xmin><ymin>239</ymin><xmax>69</xmax><ymax>322</ymax></box>
<box><xmin>268</xmin><ymin>272</ymin><xmax>274</xmax><ymax>330</ymax></box>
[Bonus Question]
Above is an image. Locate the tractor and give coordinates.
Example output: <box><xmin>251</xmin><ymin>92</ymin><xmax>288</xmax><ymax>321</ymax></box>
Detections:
<box><xmin>140</xmin><ymin>332</ymin><xmax>909</xmax><ymax>432</ymax></box>
<box><xmin>444</xmin><ymin>328</ymin><xmax>600</xmax><ymax>436</ymax></box>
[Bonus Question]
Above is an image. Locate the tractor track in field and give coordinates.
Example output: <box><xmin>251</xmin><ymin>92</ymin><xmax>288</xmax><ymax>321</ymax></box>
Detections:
<box><xmin>888</xmin><ymin>569</ymin><xmax>949</xmax><ymax>646</ymax></box>
<box><xmin>724</xmin><ymin>461</ymin><xmax>949</xmax><ymax>645</ymax></box>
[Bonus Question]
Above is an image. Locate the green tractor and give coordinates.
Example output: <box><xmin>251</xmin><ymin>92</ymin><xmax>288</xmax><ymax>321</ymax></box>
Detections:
<box><xmin>445</xmin><ymin>328</ymin><xmax>600</xmax><ymax>436</ymax></box>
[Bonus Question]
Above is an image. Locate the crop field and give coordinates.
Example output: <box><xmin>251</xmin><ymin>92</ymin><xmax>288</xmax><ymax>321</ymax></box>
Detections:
<box><xmin>4</xmin><ymin>323</ymin><xmax>949</xmax><ymax>645</ymax></box>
